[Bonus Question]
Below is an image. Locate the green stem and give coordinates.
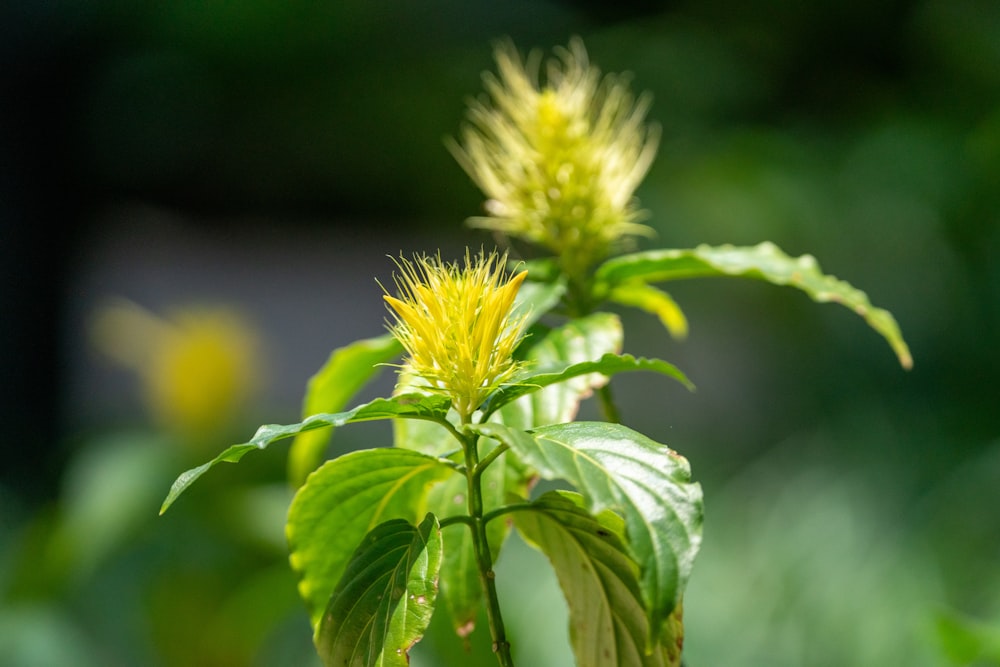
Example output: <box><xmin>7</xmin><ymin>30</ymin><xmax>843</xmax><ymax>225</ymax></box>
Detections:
<box><xmin>482</xmin><ymin>502</ymin><xmax>535</xmax><ymax>526</ymax></box>
<box><xmin>461</xmin><ymin>425</ymin><xmax>514</xmax><ymax>667</ymax></box>
<box><xmin>597</xmin><ymin>383</ymin><xmax>621</xmax><ymax>424</ymax></box>
<box><xmin>564</xmin><ymin>270</ymin><xmax>626</xmax><ymax>427</ymax></box>
<box><xmin>439</xmin><ymin>514</ymin><xmax>475</xmax><ymax>529</ymax></box>
<box><xmin>475</xmin><ymin>442</ymin><xmax>509</xmax><ymax>478</ymax></box>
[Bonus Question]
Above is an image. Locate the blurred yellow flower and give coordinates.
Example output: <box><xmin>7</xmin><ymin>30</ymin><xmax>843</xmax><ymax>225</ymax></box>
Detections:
<box><xmin>90</xmin><ymin>299</ymin><xmax>260</xmax><ymax>445</ymax></box>
<box><xmin>451</xmin><ymin>37</ymin><xmax>659</xmax><ymax>279</ymax></box>
<box><xmin>383</xmin><ymin>250</ymin><xmax>527</xmax><ymax>420</ymax></box>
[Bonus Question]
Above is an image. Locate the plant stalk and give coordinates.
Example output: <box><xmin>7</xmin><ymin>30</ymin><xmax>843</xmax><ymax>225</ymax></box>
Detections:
<box><xmin>462</xmin><ymin>427</ymin><xmax>514</xmax><ymax>666</ymax></box>
<box><xmin>597</xmin><ymin>383</ymin><xmax>622</xmax><ymax>424</ymax></box>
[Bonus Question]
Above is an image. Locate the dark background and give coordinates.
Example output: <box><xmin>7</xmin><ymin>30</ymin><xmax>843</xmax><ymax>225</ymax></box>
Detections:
<box><xmin>2</xmin><ymin>1</ymin><xmax>998</xmax><ymax>665</ymax></box>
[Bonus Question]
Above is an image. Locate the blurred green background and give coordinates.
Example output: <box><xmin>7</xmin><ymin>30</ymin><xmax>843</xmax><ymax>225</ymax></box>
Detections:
<box><xmin>2</xmin><ymin>1</ymin><xmax>998</xmax><ymax>665</ymax></box>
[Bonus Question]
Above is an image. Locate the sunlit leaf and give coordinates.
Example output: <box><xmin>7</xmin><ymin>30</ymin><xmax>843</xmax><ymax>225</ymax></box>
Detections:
<box><xmin>471</xmin><ymin>421</ymin><xmax>703</xmax><ymax>636</ymax></box>
<box><xmin>510</xmin><ymin>274</ymin><xmax>567</xmax><ymax>328</ymax></box>
<box><xmin>607</xmin><ymin>280</ymin><xmax>688</xmax><ymax>340</ymax></box>
<box><xmin>483</xmin><ymin>352</ymin><xmax>692</xmax><ymax>418</ymax></box>
<box><xmin>317</xmin><ymin>514</ymin><xmax>442</xmax><ymax>667</ymax></box>
<box><xmin>288</xmin><ymin>333</ymin><xmax>403</xmax><ymax>488</ymax></box>
<box><xmin>515</xmin><ymin>490</ymin><xmax>672</xmax><ymax>667</ymax></box>
<box><xmin>288</xmin><ymin>448</ymin><xmax>456</xmax><ymax>628</ymax></box>
<box><xmin>594</xmin><ymin>242</ymin><xmax>912</xmax><ymax>369</ymax></box>
<box><xmin>160</xmin><ymin>393</ymin><xmax>450</xmax><ymax>514</ymax></box>
<box><xmin>495</xmin><ymin>312</ymin><xmax>624</xmax><ymax>429</ymax></box>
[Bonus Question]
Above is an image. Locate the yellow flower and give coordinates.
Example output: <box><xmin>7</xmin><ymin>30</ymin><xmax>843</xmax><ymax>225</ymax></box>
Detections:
<box><xmin>451</xmin><ymin>37</ymin><xmax>658</xmax><ymax>279</ymax></box>
<box><xmin>90</xmin><ymin>299</ymin><xmax>260</xmax><ymax>446</ymax></box>
<box><xmin>383</xmin><ymin>250</ymin><xmax>527</xmax><ymax>420</ymax></box>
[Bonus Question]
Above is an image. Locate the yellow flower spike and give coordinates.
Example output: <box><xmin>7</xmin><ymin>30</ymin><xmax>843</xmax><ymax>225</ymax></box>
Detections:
<box><xmin>451</xmin><ymin>37</ymin><xmax>659</xmax><ymax>280</ymax></box>
<box><xmin>383</xmin><ymin>250</ymin><xmax>528</xmax><ymax>421</ymax></box>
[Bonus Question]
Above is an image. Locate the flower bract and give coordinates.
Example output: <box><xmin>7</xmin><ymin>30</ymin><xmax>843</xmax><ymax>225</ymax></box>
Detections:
<box><xmin>383</xmin><ymin>250</ymin><xmax>527</xmax><ymax>420</ymax></box>
<box><xmin>451</xmin><ymin>37</ymin><xmax>659</xmax><ymax>279</ymax></box>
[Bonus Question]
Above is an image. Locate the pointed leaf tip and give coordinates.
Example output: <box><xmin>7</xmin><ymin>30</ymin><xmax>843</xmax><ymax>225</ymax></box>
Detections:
<box><xmin>595</xmin><ymin>242</ymin><xmax>913</xmax><ymax>369</ymax></box>
<box><xmin>159</xmin><ymin>393</ymin><xmax>452</xmax><ymax>515</ymax></box>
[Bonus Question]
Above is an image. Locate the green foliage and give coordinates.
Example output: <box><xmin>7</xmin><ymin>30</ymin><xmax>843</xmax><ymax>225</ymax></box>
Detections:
<box><xmin>158</xmin><ymin>37</ymin><xmax>911</xmax><ymax>667</ymax></box>
<box><xmin>594</xmin><ymin>242</ymin><xmax>912</xmax><ymax>369</ymax></box>
<box><xmin>472</xmin><ymin>421</ymin><xmax>702</xmax><ymax>636</ymax></box>
<box><xmin>288</xmin><ymin>334</ymin><xmax>403</xmax><ymax>488</ymax></box>
<box><xmin>286</xmin><ymin>448</ymin><xmax>456</xmax><ymax>628</ymax></box>
<box><xmin>515</xmin><ymin>491</ymin><xmax>684</xmax><ymax>667</ymax></box>
<box><xmin>163</xmin><ymin>336</ymin><xmax>704</xmax><ymax>666</ymax></box>
<box><xmin>483</xmin><ymin>352</ymin><xmax>692</xmax><ymax>417</ymax></box>
<box><xmin>316</xmin><ymin>514</ymin><xmax>442</xmax><ymax>667</ymax></box>
<box><xmin>498</xmin><ymin>312</ymin><xmax>624</xmax><ymax>428</ymax></box>
<box><xmin>936</xmin><ymin>611</ymin><xmax>1000</xmax><ymax>664</ymax></box>
<box><xmin>160</xmin><ymin>394</ymin><xmax>450</xmax><ymax>514</ymax></box>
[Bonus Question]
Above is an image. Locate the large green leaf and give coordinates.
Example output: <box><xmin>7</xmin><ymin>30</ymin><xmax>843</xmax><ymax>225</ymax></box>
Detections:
<box><xmin>288</xmin><ymin>333</ymin><xmax>403</xmax><ymax>488</ymax></box>
<box><xmin>483</xmin><ymin>353</ymin><xmax>693</xmax><ymax>418</ymax></box>
<box><xmin>594</xmin><ymin>242</ymin><xmax>912</xmax><ymax>369</ymax></box>
<box><xmin>287</xmin><ymin>448</ymin><xmax>456</xmax><ymax>628</ymax></box>
<box><xmin>471</xmin><ymin>421</ymin><xmax>703</xmax><ymax>635</ymax></box>
<box><xmin>160</xmin><ymin>393</ymin><xmax>450</xmax><ymax>514</ymax></box>
<box><xmin>515</xmin><ymin>490</ymin><xmax>678</xmax><ymax>667</ymax></box>
<box><xmin>316</xmin><ymin>514</ymin><xmax>442</xmax><ymax>667</ymax></box>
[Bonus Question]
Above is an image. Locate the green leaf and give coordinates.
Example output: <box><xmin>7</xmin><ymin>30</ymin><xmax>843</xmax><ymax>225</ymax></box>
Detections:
<box><xmin>484</xmin><ymin>353</ymin><xmax>693</xmax><ymax>418</ymax></box>
<box><xmin>594</xmin><ymin>242</ymin><xmax>913</xmax><ymax>369</ymax></box>
<box><xmin>495</xmin><ymin>312</ymin><xmax>624</xmax><ymax>430</ymax></box>
<box><xmin>510</xmin><ymin>273</ymin><xmax>567</xmax><ymax>328</ymax></box>
<box><xmin>607</xmin><ymin>281</ymin><xmax>688</xmax><ymax>340</ymax></box>
<box><xmin>471</xmin><ymin>421</ymin><xmax>703</xmax><ymax>636</ymax></box>
<box><xmin>160</xmin><ymin>393</ymin><xmax>450</xmax><ymax>514</ymax></box>
<box><xmin>288</xmin><ymin>333</ymin><xmax>403</xmax><ymax>488</ymax></box>
<box><xmin>288</xmin><ymin>448</ymin><xmax>456</xmax><ymax>629</ymax></box>
<box><xmin>317</xmin><ymin>514</ymin><xmax>442</xmax><ymax>667</ymax></box>
<box><xmin>515</xmin><ymin>490</ymin><xmax>672</xmax><ymax>667</ymax></box>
